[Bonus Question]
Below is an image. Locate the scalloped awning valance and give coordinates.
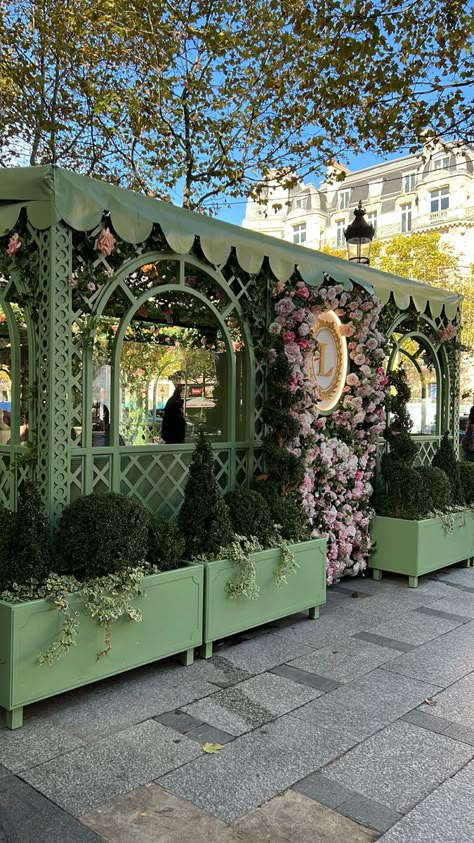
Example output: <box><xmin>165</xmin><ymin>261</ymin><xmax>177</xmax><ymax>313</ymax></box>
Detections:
<box><xmin>0</xmin><ymin>165</ymin><xmax>461</xmax><ymax>319</ymax></box>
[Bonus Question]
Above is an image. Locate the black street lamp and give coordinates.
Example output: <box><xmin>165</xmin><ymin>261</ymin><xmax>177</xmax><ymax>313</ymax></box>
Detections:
<box><xmin>344</xmin><ymin>201</ymin><xmax>375</xmax><ymax>265</ymax></box>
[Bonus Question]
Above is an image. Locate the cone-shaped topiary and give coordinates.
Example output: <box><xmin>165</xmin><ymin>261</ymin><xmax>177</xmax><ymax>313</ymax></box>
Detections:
<box><xmin>432</xmin><ymin>433</ymin><xmax>465</xmax><ymax>505</ymax></box>
<box><xmin>225</xmin><ymin>488</ymin><xmax>275</xmax><ymax>546</ymax></box>
<box><xmin>6</xmin><ymin>482</ymin><xmax>52</xmax><ymax>587</ymax></box>
<box><xmin>178</xmin><ymin>430</ymin><xmax>234</xmax><ymax>557</ymax></box>
<box><xmin>56</xmin><ymin>492</ymin><xmax>151</xmax><ymax>579</ymax></box>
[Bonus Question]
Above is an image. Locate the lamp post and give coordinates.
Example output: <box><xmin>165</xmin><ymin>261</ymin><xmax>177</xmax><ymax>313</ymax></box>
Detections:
<box><xmin>160</xmin><ymin>386</ymin><xmax>165</xmax><ymax>408</ymax></box>
<box><xmin>344</xmin><ymin>201</ymin><xmax>375</xmax><ymax>265</ymax></box>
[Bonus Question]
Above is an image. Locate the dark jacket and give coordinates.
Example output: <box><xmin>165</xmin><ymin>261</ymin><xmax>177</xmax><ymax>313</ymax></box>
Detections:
<box><xmin>161</xmin><ymin>393</ymin><xmax>186</xmax><ymax>444</ymax></box>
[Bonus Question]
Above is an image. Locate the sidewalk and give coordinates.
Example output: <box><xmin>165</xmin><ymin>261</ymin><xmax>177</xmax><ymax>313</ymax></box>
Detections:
<box><xmin>1</xmin><ymin>565</ymin><xmax>474</xmax><ymax>842</ymax></box>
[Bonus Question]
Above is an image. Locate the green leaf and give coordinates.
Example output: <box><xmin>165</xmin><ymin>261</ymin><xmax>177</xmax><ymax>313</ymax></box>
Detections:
<box><xmin>202</xmin><ymin>742</ymin><xmax>224</xmax><ymax>754</ymax></box>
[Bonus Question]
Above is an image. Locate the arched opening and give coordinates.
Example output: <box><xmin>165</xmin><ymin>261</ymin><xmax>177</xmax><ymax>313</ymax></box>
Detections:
<box><xmin>389</xmin><ymin>332</ymin><xmax>441</xmax><ymax>435</ymax></box>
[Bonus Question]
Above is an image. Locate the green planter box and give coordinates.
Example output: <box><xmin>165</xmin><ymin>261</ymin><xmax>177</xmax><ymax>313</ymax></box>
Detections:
<box><xmin>199</xmin><ymin>538</ymin><xmax>327</xmax><ymax>658</ymax></box>
<box><xmin>369</xmin><ymin>513</ymin><xmax>474</xmax><ymax>587</ymax></box>
<box><xmin>0</xmin><ymin>564</ymin><xmax>204</xmax><ymax>730</ymax></box>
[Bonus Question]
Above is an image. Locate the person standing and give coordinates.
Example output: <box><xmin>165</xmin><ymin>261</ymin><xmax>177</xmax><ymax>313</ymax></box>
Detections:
<box><xmin>462</xmin><ymin>406</ymin><xmax>474</xmax><ymax>462</ymax></box>
<box><xmin>161</xmin><ymin>384</ymin><xmax>186</xmax><ymax>444</ymax></box>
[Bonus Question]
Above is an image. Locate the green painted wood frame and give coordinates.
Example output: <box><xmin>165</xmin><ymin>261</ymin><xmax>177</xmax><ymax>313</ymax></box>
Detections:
<box><xmin>198</xmin><ymin>538</ymin><xmax>327</xmax><ymax>658</ymax></box>
<box><xmin>0</xmin><ymin>563</ymin><xmax>204</xmax><ymax>729</ymax></box>
<box><xmin>369</xmin><ymin>513</ymin><xmax>474</xmax><ymax>587</ymax></box>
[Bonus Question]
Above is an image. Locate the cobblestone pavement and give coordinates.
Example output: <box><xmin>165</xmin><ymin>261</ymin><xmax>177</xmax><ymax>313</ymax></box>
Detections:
<box><xmin>2</xmin><ymin>565</ymin><xmax>474</xmax><ymax>841</ymax></box>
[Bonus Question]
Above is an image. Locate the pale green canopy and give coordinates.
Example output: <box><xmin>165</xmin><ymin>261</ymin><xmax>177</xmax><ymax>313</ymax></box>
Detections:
<box><xmin>0</xmin><ymin>165</ymin><xmax>461</xmax><ymax>319</ymax></box>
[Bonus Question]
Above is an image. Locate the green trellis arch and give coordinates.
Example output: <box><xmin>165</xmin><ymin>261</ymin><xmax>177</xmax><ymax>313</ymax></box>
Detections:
<box><xmin>384</xmin><ymin>309</ymin><xmax>455</xmax><ymax>467</ymax></box>
<box><xmin>71</xmin><ymin>252</ymin><xmax>259</xmax><ymax>519</ymax></box>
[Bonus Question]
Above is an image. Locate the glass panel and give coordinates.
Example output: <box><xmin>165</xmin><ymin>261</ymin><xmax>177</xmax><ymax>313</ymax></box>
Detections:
<box><xmin>0</xmin><ymin>305</ymin><xmax>12</xmax><ymax>445</ymax></box>
<box><xmin>117</xmin><ymin>290</ymin><xmax>233</xmax><ymax>445</ymax></box>
<box><xmin>390</xmin><ymin>336</ymin><xmax>439</xmax><ymax>434</ymax></box>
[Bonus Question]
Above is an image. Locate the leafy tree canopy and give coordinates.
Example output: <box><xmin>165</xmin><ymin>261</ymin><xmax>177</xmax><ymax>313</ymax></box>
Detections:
<box><xmin>1</xmin><ymin>0</ymin><xmax>473</xmax><ymax>211</ymax></box>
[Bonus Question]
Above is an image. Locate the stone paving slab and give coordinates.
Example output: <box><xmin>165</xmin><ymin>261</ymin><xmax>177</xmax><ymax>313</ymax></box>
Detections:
<box><xmin>365</xmin><ymin>608</ymin><xmax>468</xmax><ymax>646</ymax></box>
<box><xmin>0</xmin><ymin>774</ymin><xmax>102</xmax><ymax>842</ymax></box>
<box><xmin>0</xmin><ymin>719</ymin><xmax>86</xmax><ymax>773</ymax></box>
<box><xmin>424</xmin><ymin>592</ymin><xmax>474</xmax><ymax>618</ymax></box>
<box><xmin>80</xmin><ymin>782</ymin><xmax>231</xmax><ymax>842</ymax></box>
<box><xmin>378</xmin><ymin>758</ymin><xmax>474</xmax><ymax>842</ymax></box>
<box><xmin>81</xmin><ymin>783</ymin><xmax>378</xmax><ymax>842</ymax></box>
<box><xmin>291</xmin><ymin>668</ymin><xmax>439</xmax><ymax>741</ymax></box>
<box><xmin>182</xmin><ymin>672</ymin><xmax>322</xmax><ymax>736</ymax></box>
<box><xmin>321</xmin><ymin>720</ymin><xmax>474</xmax><ymax>813</ymax></box>
<box><xmin>353</xmin><ymin>632</ymin><xmax>415</xmax><ymax>652</ymax></box>
<box><xmin>418</xmin><ymin>672</ymin><xmax>474</xmax><ymax>729</ymax></box>
<box><xmin>31</xmin><ymin>663</ymin><xmax>218</xmax><ymax>742</ymax></box>
<box><xmin>231</xmin><ymin>790</ymin><xmax>379</xmax><ymax>842</ymax></box>
<box><xmin>20</xmin><ymin>719</ymin><xmax>202</xmax><ymax>817</ymax></box>
<box><xmin>338</xmin><ymin>795</ymin><xmax>402</xmax><ymax>834</ymax></box>
<box><xmin>271</xmin><ymin>605</ymin><xmax>390</xmax><ymax>648</ymax></box>
<box><xmin>214</xmin><ymin>632</ymin><xmax>316</xmax><ymax>673</ymax></box>
<box><xmin>179</xmin><ymin>654</ymin><xmax>253</xmax><ymax>688</ymax></box>
<box><xmin>382</xmin><ymin>623</ymin><xmax>474</xmax><ymax>687</ymax></box>
<box><xmin>437</xmin><ymin>567</ymin><xmax>474</xmax><ymax>587</ymax></box>
<box><xmin>159</xmin><ymin>714</ymin><xmax>356</xmax><ymax>823</ymax></box>
<box><xmin>288</xmin><ymin>637</ymin><xmax>398</xmax><ymax>683</ymax></box>
<box><xmin>271</xmin><ymin>663</ymin><xmax>342</xmax><ymax>692</ymax></box>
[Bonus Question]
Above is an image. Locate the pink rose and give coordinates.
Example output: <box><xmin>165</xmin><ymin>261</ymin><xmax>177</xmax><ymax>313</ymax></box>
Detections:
<box><xmin>68</xmin><ymin>277</ymin><xmax>78</xmax><ymax>288</ymax></box>
<box><xmin>283</xmin><ymin>331</ymin><xmax>296</xmax><ymax>344</ymax></box>
<box><xmin>87</xmin><ymin>281</ymin><xmax>96</xmax><ymax>292</ymax></box>
<box><xmin>94</xmin><ymin>227</ymin><xmax>116</xmax><ymax>257</ymax></box>
<box><xmin>7</xmin><ymin>233</ymin><xmax>21</xmax><ymax>255</ymax></box>
<box><xmin>339</xmin><ymin>323</ymin><xmax>355</xmax><ymax>337</ymax></box>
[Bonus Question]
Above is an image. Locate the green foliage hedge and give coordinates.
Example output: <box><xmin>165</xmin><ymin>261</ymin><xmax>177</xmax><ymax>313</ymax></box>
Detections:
<box><xmin>0</xmin><ymin>483</ymin><xmax>52</xmax><ymax>590</ymax></box>
<box><xmin>432</xmin><ymin>433</ymin><xmax>465</xmax><ymax>505</ymax></box>
<box><xmin>56</xmin><ymin>492</ymin><xmax>151</xmax><ymax>579</ymax></box>
<box><xmin>459</xmin><ymin>461</ymin><xmax>474</xmax><ymax>504</ymax></box>
<box><xmin>147</xmin><ymin>518</ymin><xmax>185</xmax><ymax>571</ymax></box>
<box><xmin>225</xmin><ymin>488</ymin><xmax>275</xmax><ymax>546</ymax></box>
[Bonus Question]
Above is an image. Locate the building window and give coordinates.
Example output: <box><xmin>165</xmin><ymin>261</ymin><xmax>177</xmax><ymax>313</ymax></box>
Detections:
<box><xmin>401</xmin><ymin>204</ymin><xmax>412</xmax><ymax>233</ymax></box>
<box><xmin>403</xmin><ymin>173</ymin><xmax>416</xmax><ymax>192</ymax></box>
<box><xmin>430</xmin><ymin>187</ymin><xmax>449</xmax><ymax>213</ymax></box>
<box><xmin>338</xmin><ymin>190</ymin><xmax>350</xmax><ymax>210</ymax></box>
<box><xmin>434</xmin><ymin>156</ymin><xmax>450</xmax><ymax>171</ymax></box>
<box><xmin>336</xmin><ymin>220</ymin><xmax>345</xmax><ymax>248</ymax></box>
<box><xmin>367</xmin><ymin>211</ymin><xmax>378</xmax><ymax>234</ymax></box>
<box><xmin>292</xmin><ymin>222</ymin><xmax>307</xmax><ymax>244</ymax></box>
<box><xmin>293</xmin><ymin>195</ymin><xmax>307</xmax><ymax>210</ymax></box>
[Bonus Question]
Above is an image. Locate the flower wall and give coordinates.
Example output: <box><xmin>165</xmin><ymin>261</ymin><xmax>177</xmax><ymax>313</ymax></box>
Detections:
<box><xmin>268</xmin><ymin>278</ymin><xmax>388</xmax><ymax>583</ymax></box>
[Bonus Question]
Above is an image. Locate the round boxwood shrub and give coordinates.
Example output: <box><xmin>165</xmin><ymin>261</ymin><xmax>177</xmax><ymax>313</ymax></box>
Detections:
<box><xmin>432</xmin><ymin>433</ymin><xmax>465</xmax><ymax>505</ymax></box>
<box><xmin>416</xmin><ymin>466</ymin><xmax>450</xmax><ymax>512</ymax></box>
<box><xmin>56</xmin><ymin>492</ymin><xmax>151</xmax><ymax>579</ymax></box>
<box><xmin>225</xmin><ymin>488</ymin><xmax>275</xmax><ymax>546</ymax></box>
<box><xmin>147</xmin><ymin>518</ymin><xmax>185</xmax><ymax>571</ymax></box>
<box><xmin>459</xmin><ymin>462</ymin><xmax>474</xmax><ymax>504</ymax></box>
<box><xmin>256</xmin><ymin>480</ymin><xmax>311</xmax><ymax>542</ymax></box>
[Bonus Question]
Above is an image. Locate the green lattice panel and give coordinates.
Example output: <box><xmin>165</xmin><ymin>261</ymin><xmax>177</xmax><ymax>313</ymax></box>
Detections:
<box><xmin>120</xmin><ymin>450</ymin><xmax>194</xmax><ymax>519</ymax></box>
<box><xmin>119</xmin><ymin>447</ymin><xmax>231</xmax><ymax>519</ymax></box>
<box><xmin>92</xmin><ymin>455</ymin><xmax>112</xmax><ymax>495</ymax></box>
<box><xmin>0</xmin><ymin>453</ymin><xmax>11</xmax><ymax>508</ymax></box>
<box><xmin>413</xmin><ymin>437</ymin><xmax>443</xmax><ymax>467</ymax></box>
<box><xmin>69</xmin><ymin>456</ymin><xmax>84</xmax><ymax>503</ymax></box>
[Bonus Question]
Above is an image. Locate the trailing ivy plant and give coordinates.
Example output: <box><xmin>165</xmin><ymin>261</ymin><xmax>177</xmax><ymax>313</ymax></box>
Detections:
<box><xmin>0</xmin><ymin>567</ymin><xmax>147</xmax><ymax>664</ymax></box>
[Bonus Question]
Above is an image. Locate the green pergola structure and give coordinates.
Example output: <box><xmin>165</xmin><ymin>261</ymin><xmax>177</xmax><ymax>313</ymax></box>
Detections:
<box><xmin>0</xmin><ymin>166</ymin><xmax>462</xmax><ymax>520</ymax></box>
